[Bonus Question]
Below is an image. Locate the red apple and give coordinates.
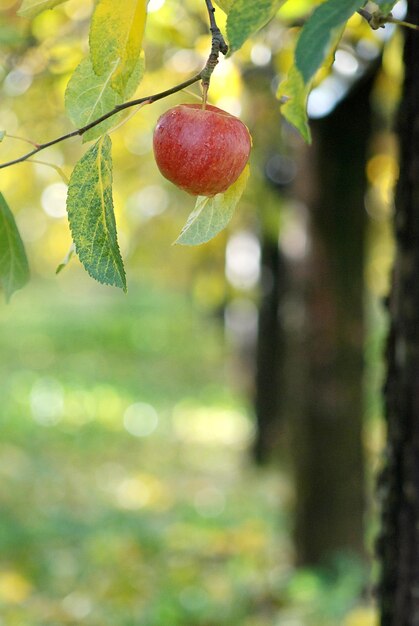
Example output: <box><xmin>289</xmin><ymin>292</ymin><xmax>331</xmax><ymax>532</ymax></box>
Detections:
<box><xmin>153</xmin><ymin>103</ymin><xmax>251</xmax><ymax>196</ymax></box>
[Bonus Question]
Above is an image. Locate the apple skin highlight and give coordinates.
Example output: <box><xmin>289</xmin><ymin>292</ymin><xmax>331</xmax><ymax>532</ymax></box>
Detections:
<box><xmin>153</xmin><ymin>104</ymin><xmax>251</xmax><ymax>196</ymax></box>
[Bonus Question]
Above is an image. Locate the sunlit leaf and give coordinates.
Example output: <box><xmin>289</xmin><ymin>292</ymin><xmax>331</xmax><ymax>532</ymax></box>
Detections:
<box><xmin>295</xmin><ymin>0</ymin><xmax>364</xmax><ymax>83</ymax></box>
<box><xmin>65</xmin><ymin>53</ymin><xmax>145</xmax><ymax>142</ymax></box>
<box><xmin>175</xmin><ymin>166</ymin><xmax>249</xmax><ymax>246</ymax></box>
<box><xmin>226</xmin><ymin>0</ymin><xmax>285</xmax><ymax>52</ymax></box>
<box><xmin>278</xmin><ymin>0</ymin><xmax>317</xmax><ymax>21</ymax></box>
<box><xmin>277</xmin><ymin>66</ymin><xmax>311</xmax><ymax>143</ymax></box>
<box><xmin>66</xmin><ymin>135</ymin><xmax>126</xmax><ymax>290</ymax></box>
<box><xmin>0</xmin><ymin>192</ymin><xmax>29</xmax><ymax>301</ymax></box>
<box><xmin>90</xmin><ymin>0</ymin><xmax>147</xmax><ymax>95</ymax></box>
<box><xmin>18</xmin><ymin>0</ymin><xmax>69</xmax><ymax>18</ymax></box>
<box><xmin>0</xmin><ymin>131</ymin><xmax>5</xmax><ymax>142</ymax></box>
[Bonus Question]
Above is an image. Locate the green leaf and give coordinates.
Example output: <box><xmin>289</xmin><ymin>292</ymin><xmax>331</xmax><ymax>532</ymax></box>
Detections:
<box><xmin>227</xmin><ymin>0</ymin><xmax>285</xmax><ymax>52</ymax></box>
<box><xmin>374</xmin><ymin>0</ymin><xmax>399</xmax><ymax>14</ymax></box>
<box><xmin>0</xmin><ymin>131</ymin><xmax>5</xmax><ymax>142</ymax></box>
<box><xmin>66</xmin><ymin>135</ymin><xmax>126</xmax><ymax>290</ymax></box>
<box><xmin>89</xmin><ymin>0</ymin><xmax>147</xmax><ymax>95</ymax></box>
<box><xmin>175</xmin><ymin>166</ymin><xmax>249</xmax><ymax>246</ymax></box>
<box><xmin>278</xmin><ymin>22</ymin><xmax>344</xmax><ymax>143</ymax></box>
<box><xmin>65</xmin><ymin>53</ymin><xmax>145</xmax><ymax>143</ymax></box>
<box><xmin>18</xmin><ymin>0</ymin><xmax>69</xmax><ymax>18</ymax></box>
<box><xmin>277</xmin><ymin>66</ymin><xmax>311</xmax><ymax>143</ymax></box>
<box><xmin>0</xmin><ymin>193</ymin><xmax>30</xmax><ymax>301</ymax></box>
<box><xmin>295</xmin><ymin>0</ymin><xmax>364</xmax><ymax>84</ymax></box>
<box><xmin>214</xmin><ymin>0</ymin><xmax>234</xmax><ymax>13</ymax></box>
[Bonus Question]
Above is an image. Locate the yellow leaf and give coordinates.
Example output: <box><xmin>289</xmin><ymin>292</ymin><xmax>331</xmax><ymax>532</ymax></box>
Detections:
<box><xmin>18</xmin><ymin>0</ymin><xmax>68</xmax><ymax>18</ymax></box>
<box><xmin>90</xmin><ymin>0</ymin><xmax>147</xmax><ymax>95</ymax></box>
<box><xmin>277</xmin><ymin>65</ymin><xmax>311</xmax><ymax>143</ymax></box>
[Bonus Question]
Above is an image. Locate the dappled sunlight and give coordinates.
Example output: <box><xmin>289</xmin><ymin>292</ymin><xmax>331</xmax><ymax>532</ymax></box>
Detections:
<box><xmin>113</xmin><ymin>473</ymin><xmax>173</xmax><ymax>512</ymax></box>
<box><xmin>0</xmin><ymin>281</ymin><xmax>291</xmax><ymax>624</ymax></box>
<box><xmin>0</xmin><ymin>570</ymin><xmax>32</xmax><ymax>604</ymax></box>
<box><xmin>173</xmin><ymin>402</ymin><xmax>254</xmax><ymax>447</ymax></box>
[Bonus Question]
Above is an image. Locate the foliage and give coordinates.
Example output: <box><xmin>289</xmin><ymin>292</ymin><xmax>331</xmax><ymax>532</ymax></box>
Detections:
<box><xmin>226</xmin><ymin>0</ymin><xmax>285</xmax><ymax>53</ymax></box>
<box><xmin>0</xmin><ymin>192</ymin><xmax>29</xmax><ymax>301</ymax></box>
<box><xmin>295</xmin><ymin>0</ymin><xmax>365</xmax><ymax>84</ymax></box>
<box><xmin>89</xmin><ymin>0</ymin><xmax>147</xmax><ymax>96</ymax></box>
<box><xmin>18</xmin><ymin>0</ymin><xmax>69</xmax><ymax>18</ymax></box>
<box><xmin>0</xmin><ymin>0</ymin><xmax>402</xmax><ymax>299</ymax></box>
<box><xmin>66</xmin><ymin>134</ymin><xmax>126</xmax><ymax>291</ymax></box>
<box><xmin>375</xmin><ymin>0</ymin><xmax>399</xmax><ymax>14</ymax></box>
<box><xmin>175</xmin><ymin>165</ymin><xmax>249</xmax><ymax>245</ymax></box>
<box><xmin>65</xmin><ymin>54</ymin><xmax>145</xmax><ymax>143</ymax></box>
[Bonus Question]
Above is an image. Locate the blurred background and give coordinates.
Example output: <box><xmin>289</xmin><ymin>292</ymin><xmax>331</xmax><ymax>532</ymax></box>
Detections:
<box><xmin>0</xmin><ymin>0</ymin><xmax>403</xmax><ymax>624</ymax></box>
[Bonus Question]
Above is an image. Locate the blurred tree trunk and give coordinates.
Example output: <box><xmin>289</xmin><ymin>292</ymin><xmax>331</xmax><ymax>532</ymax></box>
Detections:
<box><xmin>293</xmin><ymin>73</ymin><xmax>374</xmax><ymax>565</ymax></box>
<box><xmin>242</xmin><ymin>65</ymin><xmax>291</xmax><ymax>465</ymax></box>
<box><xmin>378</xmin><ymin>3</ymin><xmax>419</xmax><ymax>623</ymax></box>
<box><xmin>253</xmin><ymin>240</ymin><xmax>286</xmax><ymax>464</ymax></box>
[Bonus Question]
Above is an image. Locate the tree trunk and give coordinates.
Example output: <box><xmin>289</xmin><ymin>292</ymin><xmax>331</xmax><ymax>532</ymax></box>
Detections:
<box><xmin>378</xmin><ymin>3</ymin><xmax>419</xmax><ymax>623</ymax></box>
<box><xmin>253</xmin><ymin>240</ymin><xmax>287</xmax><ymax>464</ymax></box>
<box><xmin>293</xmin><ymin>73</ymin><xmax>373</xmax><ymax>565</ymax></box>
<box><xmin>241</xmin><ymin>65</ymin><xmax>290</xmax><ymax>465</ymax></box>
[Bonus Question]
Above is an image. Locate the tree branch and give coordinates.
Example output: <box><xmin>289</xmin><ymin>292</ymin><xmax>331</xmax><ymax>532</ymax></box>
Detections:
<box><xmin>358</xmin><ymin>7</ymin><xmax>419</xmax><ymax>31</ymax></box>
<box><xmin>0</xmin><ymin>0</ymin><xmax>229</xmax><ymax>171</ymax></box>
<box><xmin>201</xmin><ymin>0</ymin><xmax>228</xmax><ymax>105</ymax></box>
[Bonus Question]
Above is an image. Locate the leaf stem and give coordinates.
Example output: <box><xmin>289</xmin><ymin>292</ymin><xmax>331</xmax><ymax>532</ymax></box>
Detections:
<box><xmin>26</xmin><ymin>159</ymin><xmax>70</xmax><ymax>184</ymax></box>
<box><xmin>5</xmin><ymin>133</ymin><xmax>40</xmax><ymax>148</ymax></box>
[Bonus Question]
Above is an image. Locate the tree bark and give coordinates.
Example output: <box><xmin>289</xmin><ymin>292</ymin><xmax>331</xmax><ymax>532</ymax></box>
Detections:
<box><xmin>378</xmin><ymin>3</ymin><xmax>419</xmax><ymax>623</ymax></box>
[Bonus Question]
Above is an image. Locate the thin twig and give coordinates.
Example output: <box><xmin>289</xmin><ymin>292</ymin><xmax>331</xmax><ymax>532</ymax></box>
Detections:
<box><xmin>201</xmin><ymin>0</ymin><xmax>228</xmax><ymax>106</ymax></box>
<box><xmin>388</xmin><ymin>16</ymin><xmax>419</xmax><ymax>31</ymax></box>
<box><xmin>205</xmin><ymin>0</ymin><xmax>220</xmax><ymax>33</ymax></box>
<box><xmin>357</xmin><ymin>8</ymin><xmax>388</xmax><ymax>29</ymax></box>
<box><xmin>357</xmin><ymin>8</ymin><xmax>419</xmax><ymax>31</ymax></box>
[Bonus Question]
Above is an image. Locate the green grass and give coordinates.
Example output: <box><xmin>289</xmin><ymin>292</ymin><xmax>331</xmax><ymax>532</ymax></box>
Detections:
<box><xmin>0</xmin><ymin>279</ymin><xmax>372</xmax><ymax>625</ymax></box>
<box><xmin>0</xmin><ymin>279</ymin><xmax>283</xmax><ymax>626</ymax></box>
